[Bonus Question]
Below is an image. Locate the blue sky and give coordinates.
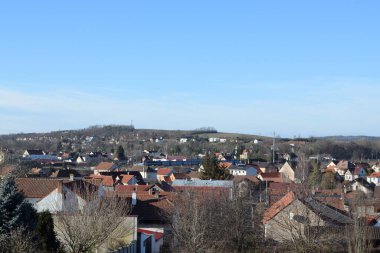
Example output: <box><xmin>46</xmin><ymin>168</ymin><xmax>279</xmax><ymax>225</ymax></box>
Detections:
<box><xmin>1</xmin><ymin>0</ymin><xmax>380</xmax><ymax>137</ymax></box>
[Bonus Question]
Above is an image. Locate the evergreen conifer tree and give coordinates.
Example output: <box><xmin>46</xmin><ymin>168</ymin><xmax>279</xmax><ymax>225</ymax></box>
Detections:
<box><xmin>36</xmin><ymin>211</ymin><xmax>61</xmax><ymax>253</ymax></box>
<box><xmin>115</xmin><ymin>145</ymin><xmax>126</xmax><ymax>160</ymax></box>
<box><xmin>201</xmin><ymin>154</ymin><xmax>231</xmax><ymax>180</ymax></box>
<box><xmin>0</xmin><ymin>175</ymin><xmax>36</xmax><ymax>233</ymax></box>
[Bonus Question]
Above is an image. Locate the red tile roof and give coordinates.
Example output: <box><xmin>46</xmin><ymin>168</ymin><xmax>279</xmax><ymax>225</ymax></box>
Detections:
<box><xmin>263</xmin><ymin>192</ymin><xmax>296</xmax><ymax>224</ymax></box>
<box><xmin>15</xmin><ymin>178</ymin><xmax>62</xmax><ymax>198</ymax></box>
<box><xmin>219</xmin><ymin>162</ymin><xmax>233</xmax><ymax>169</ymax></box>
<box><xmin>233</xmin><ymin>175</ymin><xmax>260</xmax><ymax>183</ymax></box>
<box><xmin>95</xmin><ymin>162</ymin><xmax>115</xmax><ymax>171</ymax></box>
<box><xmin>260</xmin><ymin>172</ymin><xmax>283</xmax><ymax>182</ymax></box>
<box><xmin>369</xmin><ymin>172</ymin><xmax>380</xmax><ymax>178</ymax></box>
<box><xmin>324</xmin><ymin>166</ymin><xmax>336</xmax><ymax>173</ymax></box>
<box><xmin>121</xmin><ymin>175</ymin><xmax>134</xmax><ymax>184</ymax></box>
<box><xmin>188</xmin><ymin>171</ymin><xmax>201</xmax><ymax>179</ymax></box>
<box><xmin>157</xmin><ymin>168</ymin><xmax>172</xmax><ymax>176</ymax></box>
<box><xmin>86</xmin><ymin>175</ymin><xmax>114</xmax><ymax>187</ymax></box>
<box><xmin>115</xmin><ymin>185</ymin><xmax>153</xmax><ymax>192</ymax></box>
<box><xmin>137</xmin><ymin>229</ymin><xmax>164</xmax><ymax>241</ymax></box>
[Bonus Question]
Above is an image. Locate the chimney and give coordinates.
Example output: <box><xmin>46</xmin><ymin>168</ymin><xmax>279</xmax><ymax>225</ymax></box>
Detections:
<box><xmin>132</xmin><ymin>192</ymin><xmax>137</xmax><ymax>206</ymax></box>
<box><xmin>57</xmin><ymin>180</ymin><xmax>63</xmax><ymax>193</ymax></box>
<box><xmin>69</xmin><ymin>174</ymin><xmax>74</xmax><ymax>181</ymax></box>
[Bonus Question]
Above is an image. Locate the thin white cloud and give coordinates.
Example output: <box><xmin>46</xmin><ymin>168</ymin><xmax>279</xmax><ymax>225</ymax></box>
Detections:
<box><xmin>0</xmin><ymin>79</ymin><xmax>379</xmax><ymax>137</ymax></box>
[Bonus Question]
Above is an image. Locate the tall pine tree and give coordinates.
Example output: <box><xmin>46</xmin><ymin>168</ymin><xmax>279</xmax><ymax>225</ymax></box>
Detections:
<box><xmin>0</xmin><ymin>175</ymin><xmax>36</xmax><ymax>233</ymax></box>
<box><xmin>36</xmin><ymin>211</ymin><xmax>61</xmax><ymax>253</ymax></box>
<box><xmin>115</xmin><ymin>145</ymin><xmax>126</xmax><ymax>160</ymax></box>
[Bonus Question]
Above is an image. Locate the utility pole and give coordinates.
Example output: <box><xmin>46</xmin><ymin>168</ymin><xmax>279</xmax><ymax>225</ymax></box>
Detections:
<box><xmin>272</xmin><ymin>132</ymin><xmax>275</xmax><ymax>164</ymax></box>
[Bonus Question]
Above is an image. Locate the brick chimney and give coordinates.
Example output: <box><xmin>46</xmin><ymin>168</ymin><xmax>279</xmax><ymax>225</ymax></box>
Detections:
<box><xmin>57</xmin><ymin>180</ymin><xmax>63</xmax><ymax>193</ymax></box>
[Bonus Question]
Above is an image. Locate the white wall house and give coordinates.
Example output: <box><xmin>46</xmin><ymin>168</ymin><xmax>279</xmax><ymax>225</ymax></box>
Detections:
<box><xmin>179</xmin><ymin>138</ymin><xmax>188</xmax><ymax>143</ymax></box>
<box><xmin>35</xmin><ymin>185</ymin><xmax>88</xmax><ymax>213</ymax></box>
<box><xmin>228</xmin><ymin>166</ymin><xmax>258</xmax><ymax>176</ymax></box>
<box><xmin>367</xmin><ymin>173</ymin><xmax>380</xmax><ymax>185</ymax></box>
<box><xmin>345</xmin><ymin>170</ymin><xmax>353</xmax><ymax>181</ymax></box>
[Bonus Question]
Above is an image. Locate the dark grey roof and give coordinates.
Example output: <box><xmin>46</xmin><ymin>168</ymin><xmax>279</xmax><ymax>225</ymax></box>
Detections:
<box><xmin>26</xmin><ymin>149</ymin><xmax>44</xmax><ymax>155</ymax></box>
<box><xmin>172</xmin><ymin>179</ymin><xmax>233</xmax><ymax>188</ymax></box>
<box><xmin>303</xmin><ymin>197</ymin><xmax>352</xmax><ymax>225</ymax></box>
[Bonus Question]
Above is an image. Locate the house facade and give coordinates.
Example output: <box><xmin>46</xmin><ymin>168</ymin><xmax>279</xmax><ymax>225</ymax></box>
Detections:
<box><xmin>228</xmin><ymin>165</ymin><xmax>258</xmax><ymax>176</ymax></box>
<box><xmin>263</xmin><ymin>192</ymin><xmax>352</xmax><ymax>242</ymax></box>
<box><xmin>279</xmin><ymin>162</ymin><xmax>295</xmax><ymax>182</ymax></box>
<box><xmin>368</xmin><ymin>172</ymin><xmax>380</xmax><ymax>185</ymax></box>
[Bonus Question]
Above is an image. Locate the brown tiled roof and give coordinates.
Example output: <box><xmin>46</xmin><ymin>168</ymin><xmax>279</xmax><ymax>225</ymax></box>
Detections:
<box><xmin>369</xmin><ymin>172</ymin><xmax>380</xmax><ymax>178</ymax></box>
<box><xmin>15</xmin><ymin>178</ymin><xmax>62</xmax><ymax>198</ymax></box>
<box><xmin>324</xmin><ymin>165</ymin><xmax>336</xmax><ymax>173</ymax></box>
<box><xmin>95</xmin><ymin>162</ymin><xmax>116</xmax><ymax>171</ymax></box>
<box><xmin>268</xmin><ymin>183</ymin><xmax>344</xmax><ymax>211</ymax></box>
<box><xmin>115</xmin><ymin>185</ymin><xmax>153</xmax><ymax>192</ymax></box>
<box><xmin>157</xmin><ymin>168</ymin><xmax>172</xmax><ymax>176</ymax></box>
<box><xmin>263</xmin><ymin>191</ymin><xmax>295</xmax><ymax>224</ymax></box>
<box><xmin>219</xmin><ymin>162</ymin><xmax>233</xmax><ymax>169</ymax></box>
<box><xmin>173</xmin><ymin>173</ymin><xmax>190</xmax><ymax>180</ymax></box>
<box><xmin>121</xmin><ymin>175</ymin><xmax>134</xmax><ymax>184</ymax></box>
<box><xmin>233</xmin><ymin>175</ymin><xmax>260</xmax><ymax>183</ymax></box>
<box><xmin>260</xmin><ymin>172</ymin><xmax>282</xmax><ymax>182</ymax></box>
<box><xmin>336</xmin><ymin>160</ymin><xmax>354</xmax><ymax>170</ymax></box>
<box><xmin>312</xmin><ymin>191</ymin><xmax>345</xmax><ymax>211</ymax></box>
<box><xmin>354</xmin><ymin>167</ymin><xmax>365</xmax><ymax>175</ymax></box>
<box><xmin>86</xmin><ymin>175</ymin><xmax>114</xmax><ymax>187</ymax></box>
<box><xmin>188</xmin><ymin>171</ymin><xmax>201</xmax><ymax>179</ymax></box>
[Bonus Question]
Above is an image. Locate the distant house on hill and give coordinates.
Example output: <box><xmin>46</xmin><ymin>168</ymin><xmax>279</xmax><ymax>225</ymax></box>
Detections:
<box><xmin>23</xmin><ymin>149</ymin><xmax>45</xmax><ymax>158</ymax></box>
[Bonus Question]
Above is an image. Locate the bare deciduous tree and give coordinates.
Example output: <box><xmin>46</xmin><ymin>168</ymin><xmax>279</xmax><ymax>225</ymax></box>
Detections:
<box><xmin>53</xmin><ymin>183</ymin><xmax>134</xmax><ymax>253</ymax></box>
<box><xmin>168</xmin><ymin>187</ymin><xmax>262</xmax><ymax>253</ymax></box>
<box><xmin>346</xmin><ymin>192</ymin><xmax>372</xmax><ymax>253</ymax></box>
